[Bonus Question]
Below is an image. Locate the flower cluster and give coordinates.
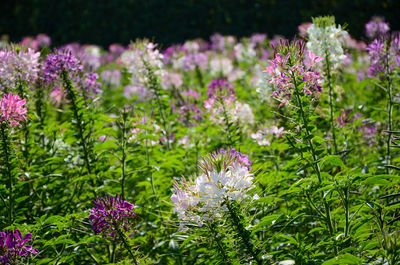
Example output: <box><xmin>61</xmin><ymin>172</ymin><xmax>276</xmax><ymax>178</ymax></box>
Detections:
<box><xmin>120</xmin><ymin>41</ymin><xmax>164</xmax><ymax>92</ymax></box>
<box><xmin>62</xmin><ymin>43</ymin><xmax>103</xmax><ymax>71</ymax></box>
<box><xmin>367</xmin><ymin>36</ymin><xmax>400</xmax><ymax>77</ymax></box>
<box><xmin>0</xmin><ymin>228</ymin><xmax>38</xmax><ymax>264</ymax></box>
<box><xmin>0</xmin><ymin>93</ymin><xmax>27</xmax><ymax>127</ymax></box>
<box><xmin>83</xmin><ymin>72</ymin><xmax>102</xmax><ymax>95</ymax></box>
<box><xmin>0</xmin><ymin>48</ymin><xmax>40</xmax><ymax>91</ymax></box>
<box><xmin>209</xmin><ymin>57</ymin><xmax>234</xmax><ymax>77</ymax></box>
<box><xmin>251</xmin><ymin>125</ymin><xmax>285</xmax><ymax>146</ymax></box>
<box><xmin>89</xmin><ymin>195</ymin><xmax>137</xmax><ymax>238</ymax></box>
<box><xmin>365</xmin><ymin>17</ymin><xmax>390</xmax><ymax>39</ymax></box>
<box><xmin>171</xmin><ymin>149</ymin><xmax>256</xmax><ymax>229</ymax></box>
<box><xmin>174</xmin><ymin>90</ymin><xmax>203</xmax><ymax>127</ymax></box>
<box><xmin>264</xmin><ymin>39</ymin><xmax>323</xmax><ymax>106</ymax></box>
<box><xmin>161</xmin><ymin>72</ymin><xmax>183</xmax><ymax>90</ymax></box>
<box><xmin>306</xmin><ymin>16</ymin><xmax>348</xmax><ymax>69</ymax></box>
<box><xmin>100</xmin><ymin>69</ymin><xmax>121</xmax><ymax>87</ymax></box>
<box><xmin>337</xmin><ymin>110</ymin><xmax>379</xmax><ymax>146</ymax></box>
<box><xmin>234</xmin><ymin>43</ymin><xmax>256</xmax><ymax>63</ymax></box>
<box><xmin>204</xmin><ymin>79</ymin><xmax>235</xmax><ymax>108</ymax></box>
<box><xmin>42</xmin><ymin>50</ymin><xmax>83</xmax><ymax>84</ymax></box>
<box><xmin>20</xmin><ymin>33</ymin><xmax>51</xmax><ymax>50</ymax></box>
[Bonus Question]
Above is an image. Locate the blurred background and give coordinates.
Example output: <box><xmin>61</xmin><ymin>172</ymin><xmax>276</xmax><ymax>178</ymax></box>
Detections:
<box><xmin>1</xmin><ymin>0</ymin><xmax>399</xmax><ymax>48</ymax></box>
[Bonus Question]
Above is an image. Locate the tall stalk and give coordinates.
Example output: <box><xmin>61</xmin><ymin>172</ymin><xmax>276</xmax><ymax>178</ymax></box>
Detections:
<box><xmin>384</xmin><ymin>39</ymin><xmax>393</xmax><ymax>174</ymax></box>
<box><xmin>206</xmin><ymin>222</ymin><xmax>231</xmax><ymax>265</ymax></box>
<box><xmin>61</xmin><ymin>71</ymin><xmax>96</xmax><ymax>197</ymax></box>
<box><xmin>225</xmin><ymin>199</ymin><xmax>262</xmax><ymax>265</ymax></box>
<box><xmin>291</xmin><ymin>72</ymin><xmax>335</xmax><ymax>239</ymax></box>
<box><xmin>323</xmin><ymin>50</ymin><xmax>338</xmax><ymax>154</ymax></box>
<box><xmin>144</xmin><ymin>61</ymin><xmax>171</xmax><ymax>150</ymax></box>
<box><xmin>117</xmin><ymin>109</ymin><xmax>129</xmax><ymax>199</ymax></box>
<box><xmin>1</xmin><ymin>124</ymin><xmax>13</xmax><ymax>224</ymax></box>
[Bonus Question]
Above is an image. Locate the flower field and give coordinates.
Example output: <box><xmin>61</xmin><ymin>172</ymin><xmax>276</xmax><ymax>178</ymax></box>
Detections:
<box><xmin>0</xmin><ymin>16</ymin><xmax>400</xmax><ymax>264</ymax></box>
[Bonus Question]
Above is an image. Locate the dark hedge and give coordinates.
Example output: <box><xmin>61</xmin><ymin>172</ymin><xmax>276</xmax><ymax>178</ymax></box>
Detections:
<box><xmin>1</xmin><ymin>0</ymin><xmax>399</xmax><ymax>48</ymax></box>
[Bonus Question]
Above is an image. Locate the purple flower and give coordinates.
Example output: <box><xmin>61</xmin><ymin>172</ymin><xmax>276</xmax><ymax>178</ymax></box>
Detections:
<box><xmin>205</xmin><ymin>79</ymin><xmax>235</xmax><ymax>107</ymax></box>
<box><xmin>365</xmin><ymin>17</ymin><xmax>390</xmax><ymax>39</ymax></box>
<box><xmin>89</xmin><ymin>195</ymin><xmax>137</xmax><ymax>238</ymax></box>
<box><xmin>200</xmin><ymin>148</ymin><xmax>252</xmax><ymax>175</ymax></box>
<box><xmin>367</xmin><ymin>39</ymin><xmax>386</xmax><ymax>77</ymax></box>
<box><xmin>42</xmin><ymin>50</ymin><xmax>82</xmax><ymax>84</ymax></box>
<box><xmin>83</xmin><ymin>72</ymin><xmax>102</xmax><ymax>95</ymax></box>
<box><xmin>0</xmin><ymin>228</ymin><xmax>38</xmax><ymax>264</ymax></box>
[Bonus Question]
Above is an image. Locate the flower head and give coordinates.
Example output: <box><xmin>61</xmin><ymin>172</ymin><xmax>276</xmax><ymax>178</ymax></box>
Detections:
<box><xmin>365</xmin><ymin>17</ymin><xmax>390</xmax><ymax>39</ymax></box>
<box><xmin>0</xmin><ymin>93</ymin><xmax>27</xmax><ymax>127</ymax></box>
<box><xmin>171</xmin><ymin>149</ymin><xmax>256</xmax><ymax>230</ymax></box>
<box><xmin>306</xmin><ymin>16</ymin><xmax>348</xmax><ymax>69</ymax></box>
<box><xmin>42</xmin><ymin>50</ymin><xmax>82</xmax><ymax>84</ymax></box>
<box><xmin>89</xmin><ymin>195</ymin><xmax>137</xmax><ymax>238</ymax></box>
<box><xmin>263</xmin><ymin>39</ymin><xmax>323</xmax><ymax>106</ymax></box>
<box><xmin>0</xmin><ymin>228</ymin><xmax>38</xmax><ymax>264</ymax></box>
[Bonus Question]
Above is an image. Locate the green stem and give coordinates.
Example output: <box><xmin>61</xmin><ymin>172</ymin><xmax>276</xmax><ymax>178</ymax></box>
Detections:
<box><xmin>207</xmin><ymin>222</ymin><xmax>231</xmax><ymax>264</ymax></box>
<box><xmin>225</xmin><ymin>199</ymin><xmax>262</xmax><ymax>265</ymax></box>
<box><xmin>221</xmin><ymin>98</ymin><xmax>234</xmax><ymax>146</ymax></box>
<box><xmin>291</xmin><ymin>72</ymin><xmax>335</xmax><ymax>241</ymax></box>
<box><xmin>344</xmin><ymin>185</ymin><xmax>350</xmax><ymax>237</ymax></box>
<box><xmin>61</xmin><ymin>71</ymin><xmax>96</xmax><ymax>196</ymax></box>
<box><xmin>324</xmin><ymin>53</ymin><xmax>338</xmax><ymax>154</ymax></box>
<box><xmin>384</xmin><ymin>41</ymin><xmax>393</xmax><ymax>174</ymax></box>
<box><xmin>119</xmin><ymin>111</ymin><xmax>128</xmax><ymax>199</ymax></box>
<box><xmin>115</xmin><ymin>226</ymin><xmax>138</xmax><ymax>265</ymax></box>
<box><xmin>144</xmin><ymin>61</ymin><xmax>170</xmax><ymax>150</ymax></box>
<box><xmin>1</xmin><ymin>124</ymin><xmax>13</xmax><ymax>225</ymax></box>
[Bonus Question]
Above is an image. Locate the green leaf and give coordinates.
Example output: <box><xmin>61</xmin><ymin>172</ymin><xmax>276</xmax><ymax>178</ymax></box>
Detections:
<box><xmin>322</xmin><ymin>155</ymin><xmax>344</xmax><ymax>167</ymax></box>
<box><xmin>322</xmin><ymin>254</ymin><xmax>362</xmax><ymax>265</ymax></box>
<box><xmin>251</xmin><ymin>214</ymin><xmax>281</xmax><ymax>233</ymax></box>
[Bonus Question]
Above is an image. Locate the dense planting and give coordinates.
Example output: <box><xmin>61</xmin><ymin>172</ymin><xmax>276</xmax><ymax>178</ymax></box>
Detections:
<box><xmin>0</xmin><ymin>16</ymin><xmax>399</xmax><ymax>264</ymax></box>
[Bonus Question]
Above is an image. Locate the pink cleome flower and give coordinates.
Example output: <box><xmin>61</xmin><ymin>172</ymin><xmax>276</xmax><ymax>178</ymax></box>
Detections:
<box><xmin>0</xmin><ymin>93</ymin><xmax>27</xmax><ymax>127</ymax></box>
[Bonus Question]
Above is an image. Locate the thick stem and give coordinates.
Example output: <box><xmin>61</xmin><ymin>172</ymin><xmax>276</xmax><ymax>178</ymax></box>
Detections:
<box><xmin>384</xmin><ymin>42</ymin><xmax>393</xmax><ymax>174</ymax></box>
<box><xmin>324</xmin><ymin>53</ymin><xmax>338</xmax><ymax>154</ymax></box>
<box><xmin>344</xmin><ymin>186</ymin><xmax>350</xmax><ymax>237</ymax></box>
<box><xmin>291</xmin><ymin>73</ymin><xmax>335</xmax><ymax>240</ymax></box>
<box><xmin>1</xmin><ymin>124</ymin><xmax>13</xmax><ymax>225</ymax></box>
<box><xmin>115</xmin><ymin>225</ymin><xmax>138</xmax><ymax>265</ymax></box>
<box><xmin>225</xmin><ymin>199</ymin><xmax>262</xmax><ymax>265</ymax></box>
<box><xmin>61</xmin><ymin>71</ymin><xmax>96</xmax><ymax>196</ymax></box>
<box><xmin>120</xmin><ymin>113</ymin><xmax>128</xmax><ymax>199</ymax></box>
<box><xmin>221</xmin><ymin>98</ymin><xmax>234</xmax><ymax>146</ymax></box>
<box><xmin>144</xmin><ymin>61</ymin><xmax>170</xmax><ymax>150</ymax></box>
<box><xmin>207</xmin><ymin>222</ymin><xmax>231</xmax><ymax>264</ymax></box>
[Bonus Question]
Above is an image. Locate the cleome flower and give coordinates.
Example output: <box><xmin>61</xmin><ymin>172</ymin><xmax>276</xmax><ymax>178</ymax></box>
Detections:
<box><xmin>0</xmin><ymin>228</ymin><xmax>38</xmax><ymax>265</ymax></box>
<box><xmin>0</xmin><ymin>93</ymin><xmax>27</xmax><ymax>127</ymax></box>
<box><xmin>263</xmin><ymin>39</ymin><xmax>323</xmax><ymax>106</ymax></box>
<box><xmin>89</xmin><ymin>195</ymin><xmax>137</xmax><ymax>238</ymax></box>
<box><xmin>171</xmin><ymin>148</ymin><xmax>257</xmax><ymax>230</ymax></box>
<box><xmin>306</xmin><ymin>16</ymin><xmax>348</xmax><ymax>69</ymax></box>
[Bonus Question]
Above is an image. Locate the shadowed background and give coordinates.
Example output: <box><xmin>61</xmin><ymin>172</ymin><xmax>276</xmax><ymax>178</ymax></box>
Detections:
<box><xmin>1</xmin><ymin>0</ymin><xmax>399</xmax><ymax>48</ymax></box>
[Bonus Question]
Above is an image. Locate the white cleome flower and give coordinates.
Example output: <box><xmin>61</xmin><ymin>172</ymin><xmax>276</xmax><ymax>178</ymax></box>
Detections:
<box><xmin>306</xmin><ymin>23</ymin><xmax>348</xmax><ymax>69</ymax></box>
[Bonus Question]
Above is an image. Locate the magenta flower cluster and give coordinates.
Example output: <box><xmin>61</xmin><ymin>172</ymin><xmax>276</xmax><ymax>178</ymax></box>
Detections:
<box><xmin>89</xmin><ymin>195</ymin><xmax>137</xmax><ymax>238</ymax></box>
<box><xmin>0</xmin><ymin>93</ymin><xmax>27</xmax><ymax>127</ymax></box>
<box><xmin>0</xmin><ymin>228</ymin><xmax>38</xmax><ymax>265</ymax></box>
<box><xmin>264</xmin><ymin>45</ymin><xmax>323</xmax><ymax>106</ymax></box>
